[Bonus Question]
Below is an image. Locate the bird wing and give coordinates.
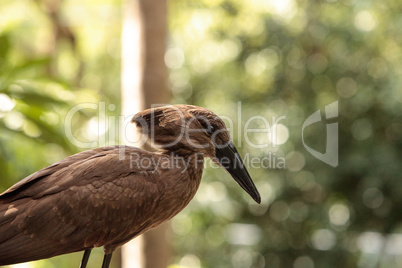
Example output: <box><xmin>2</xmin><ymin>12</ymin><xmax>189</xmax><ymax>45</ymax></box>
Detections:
<box><xmin>0</xmin><ymin>145</ymin><xmax>163</xmax><ymax>265</ymax></box>
<box><xmin>0</xmin><ymin>146</ymin><xmax>117</xmax><ymax>200</ymax></box>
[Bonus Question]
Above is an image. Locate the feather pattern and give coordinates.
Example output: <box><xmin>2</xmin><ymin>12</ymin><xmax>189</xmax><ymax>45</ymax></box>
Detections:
<box><xmin>0</xmin><ymin>145</ymin><xmax>203</xmax><ymax>264</ymax></box>
<box><xmin>0</xmin><ymin>105</ymin><xmax>259</xmax><ymax>267</ymax></box>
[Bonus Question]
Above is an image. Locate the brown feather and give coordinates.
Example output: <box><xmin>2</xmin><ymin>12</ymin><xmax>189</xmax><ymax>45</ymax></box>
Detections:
<box><xmin>0</xmin><ymin>105</ymin><xmax>259</xmax><ymax>266</ymax></box>
<box><xmin>0</xmin><ymin>145</ymin><xmax>203</xmax><ymax>264</ymax></box>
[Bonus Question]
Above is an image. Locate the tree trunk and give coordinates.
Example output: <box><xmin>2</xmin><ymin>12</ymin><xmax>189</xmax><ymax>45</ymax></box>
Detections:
<box><xmin>121</xmin><ymin>0</ymin><xmax>170</xmax><ymax>268</ymax></box>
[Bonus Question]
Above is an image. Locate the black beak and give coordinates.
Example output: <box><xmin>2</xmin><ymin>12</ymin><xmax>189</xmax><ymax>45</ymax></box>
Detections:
<box><xmin>215</xmin><ymin>141</ymin><xmax>261</xmax><ymax>204</ymax></box>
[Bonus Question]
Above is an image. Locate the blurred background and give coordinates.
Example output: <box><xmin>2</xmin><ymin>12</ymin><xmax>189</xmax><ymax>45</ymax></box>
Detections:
<box><xmin>1</xmin><ymin>0</ymin><xmax>402</xmax><ymax>267</ymax></box>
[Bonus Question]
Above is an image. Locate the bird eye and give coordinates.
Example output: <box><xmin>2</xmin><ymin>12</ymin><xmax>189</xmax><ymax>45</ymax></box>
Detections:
<box><xmin>195</xmin><ymin>116</ymin><xmax>215</xmax><ymax>135</ymax></box>
<box><xmin>206</xmin><ymin>124</ymin><xmax>215</xmax><ymax>135</ymax></box>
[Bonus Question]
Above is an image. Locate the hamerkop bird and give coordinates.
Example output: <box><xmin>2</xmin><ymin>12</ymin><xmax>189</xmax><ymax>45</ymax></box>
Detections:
<box><xmin>0</xmin><ymin>105</ymin><xmax>260</xmax><ymax>268</ymax></box>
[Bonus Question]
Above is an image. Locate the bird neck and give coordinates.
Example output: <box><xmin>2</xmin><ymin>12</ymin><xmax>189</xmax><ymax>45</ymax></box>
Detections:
<box><xmin>184</xmin><ymin>152</ymin><xmax>205</xmax><ymax>179</ymax></box>
<box><xmin>159</xmin><ymin>149</ymin><xmax>205</xmax><ymax>178</ymax></box>
<box><xmin>159</xmin><ymin>146</ymin><xmax>201</xmax><ymax>158</ymax></box>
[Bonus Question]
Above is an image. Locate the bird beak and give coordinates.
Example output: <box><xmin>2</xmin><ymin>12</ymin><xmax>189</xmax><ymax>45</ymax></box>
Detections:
<box><xmin>214</xmin><ymin>141</ymin><xmax>261</xmax><ymax>204</ymax></box>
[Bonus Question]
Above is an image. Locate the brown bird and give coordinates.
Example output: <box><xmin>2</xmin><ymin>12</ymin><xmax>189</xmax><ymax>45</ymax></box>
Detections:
<box><xmin>0</xmin><ymin>105</ymin><xmax>260</xmax><ymax>268</ymax></box>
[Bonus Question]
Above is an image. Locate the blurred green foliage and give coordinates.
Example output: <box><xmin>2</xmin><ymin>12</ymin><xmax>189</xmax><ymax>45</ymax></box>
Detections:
<box><xmin>0</xmin><ymin>0</ymin><xmax>122</xmax><ymax>187</ymax></box>
<box><xmin>1</xmin><ymin>0</ymin><xmax>402</xmax><ymax>268</ymax></box>
<box><xmin>0</xmin><ymin>0</ymin><xmax>121</xmax><ymax>267</ymax></box>
<box><xmin>167</xmin><ymin>0</ymin><xmax>402</xmax><ymax>268</ymax></box>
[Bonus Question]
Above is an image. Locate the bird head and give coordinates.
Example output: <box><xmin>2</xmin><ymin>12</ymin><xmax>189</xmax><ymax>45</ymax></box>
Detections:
<box><xmin>132</xmin><ymin>105</ymin><xmax>261</xmax><ymax>204</ymax></box>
